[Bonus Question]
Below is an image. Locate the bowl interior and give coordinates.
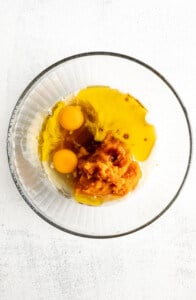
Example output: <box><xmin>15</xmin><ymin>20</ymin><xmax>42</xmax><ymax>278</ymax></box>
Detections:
<box><xmin>7</xmin><ymin>53</ymin><xmax>191</xmax><ymax>237</ymax></box>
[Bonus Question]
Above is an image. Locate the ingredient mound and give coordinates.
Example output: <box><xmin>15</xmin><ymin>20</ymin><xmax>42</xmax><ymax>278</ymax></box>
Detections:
<box><xmin>75</xmin><ymin>133</ymin><xmax>142</xmax><ymax>197</ymax></box>
<box><xmin>38</xmin><ymin>86</ymin><xmax>156</xmax><ymax>205</ymax></box>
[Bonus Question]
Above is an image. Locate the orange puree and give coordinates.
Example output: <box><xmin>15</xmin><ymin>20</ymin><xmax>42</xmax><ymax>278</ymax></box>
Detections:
<box><xmin>75</xmin><ymin>133</ymin><xmax>142</xmax><ymax>200</ymax></box>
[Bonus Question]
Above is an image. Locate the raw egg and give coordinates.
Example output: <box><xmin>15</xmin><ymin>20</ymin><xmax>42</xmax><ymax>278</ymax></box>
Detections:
<box><xmin>58</xmin><ymin>105</ymin><xmax>84</xmax><ymax>131</ymax></box>
<box><xmin>52</xmin><ymin>149</ymin><xmax>78</xmax><ymax>173</ymax></box>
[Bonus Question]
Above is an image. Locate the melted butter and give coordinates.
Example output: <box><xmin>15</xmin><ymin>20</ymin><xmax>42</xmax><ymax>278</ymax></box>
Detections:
<box><xmin>38</xmin><ymin>101</ymin><xmax>65</xmax><ymax>161</ymax></box>
<box><xmin>76</xmin><ymin>86</ymin><xmax>156</xmax><ymax>161</ymax></box>
<box><xmin>74</xmin><ymin>194</ymin><xmax>103</xmax><ymax>206</ymax></box>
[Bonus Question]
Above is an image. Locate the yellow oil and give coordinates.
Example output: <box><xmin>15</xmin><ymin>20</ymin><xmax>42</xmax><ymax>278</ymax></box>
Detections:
<box><xmin>76</xmin><ymin>86</ymin><xmax>156</xmax><ymax>161</ymax></box>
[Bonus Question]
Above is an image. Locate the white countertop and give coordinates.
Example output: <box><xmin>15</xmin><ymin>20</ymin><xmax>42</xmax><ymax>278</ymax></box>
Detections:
<box><xmin>1</xmin><ymin>1</ymin><xmax>196</xmax><ymax>299</ymax></box>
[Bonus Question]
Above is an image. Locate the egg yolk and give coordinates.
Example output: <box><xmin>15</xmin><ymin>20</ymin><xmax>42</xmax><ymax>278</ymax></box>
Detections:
<box><xmin>53</xmin><ymin>149</ymin><xmax>78</xmax><ymax>173</ymax></box>
<box><xmin>58</xmin><ymin>105</ymin><xmax>84</xmax><ymax>131</ymax></box>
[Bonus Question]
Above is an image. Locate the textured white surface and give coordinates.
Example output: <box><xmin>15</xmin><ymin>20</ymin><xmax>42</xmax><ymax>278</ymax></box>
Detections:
<box><xmin>1</xmin><ymin>0</ymin><xmax>196</xmax><ymax>299</ymax></box>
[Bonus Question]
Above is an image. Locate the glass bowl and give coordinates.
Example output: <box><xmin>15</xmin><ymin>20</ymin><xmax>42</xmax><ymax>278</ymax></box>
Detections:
<box><xmin>7</xmin><ymin>52</ymin><xmax>192</xmax><ymax>238</ymax></box>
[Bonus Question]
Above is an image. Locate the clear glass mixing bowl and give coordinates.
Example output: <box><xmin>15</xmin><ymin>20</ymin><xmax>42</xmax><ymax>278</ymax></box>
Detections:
<box><xmin>7</xmin><ymin>52</ymin><xmax>192</xmax><ymax>238</ymax></box>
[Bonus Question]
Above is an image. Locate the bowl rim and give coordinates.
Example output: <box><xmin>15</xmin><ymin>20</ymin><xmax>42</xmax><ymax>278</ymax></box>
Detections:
<box><xmin>7</xmin><ymin>51</ymin><xmax>193</xmax><ymax>239</ymax></box>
